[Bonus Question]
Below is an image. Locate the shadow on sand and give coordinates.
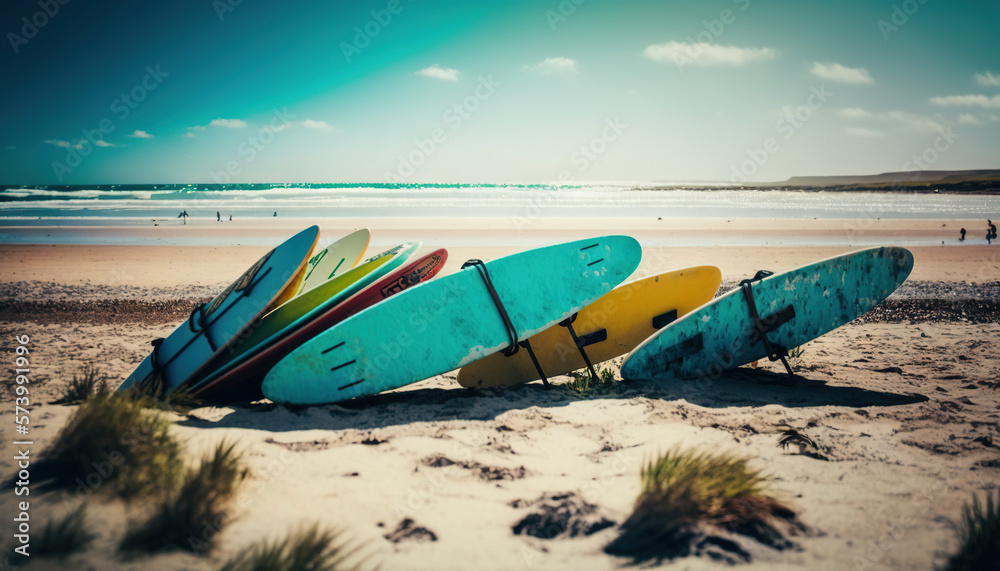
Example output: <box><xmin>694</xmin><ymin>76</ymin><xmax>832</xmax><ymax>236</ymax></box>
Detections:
<box><xmin>177</xmin><ymin>368</ymin><xmax>928</xmax><ymax>433</ymax></box>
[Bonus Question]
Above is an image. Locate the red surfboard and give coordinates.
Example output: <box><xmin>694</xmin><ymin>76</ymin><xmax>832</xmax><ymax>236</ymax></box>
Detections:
<box><xmin>194</xmin><ymin>248</ymin><xmax>448</xmax><ymax>400</ymax></box>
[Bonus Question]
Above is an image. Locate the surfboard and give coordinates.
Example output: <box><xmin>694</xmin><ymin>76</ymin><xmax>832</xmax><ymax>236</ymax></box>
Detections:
<box><xmin>457</xmin><ymin>266</ymin><xmax>722</xmax><ymax>388</ymax></box>
<box><xmin>297</xmin><ymin>229</ymin><xmax>371</xmax><ymax>295</ymax></box>
<box><xmin>193</xmin><ymin>242</ymin><xmax>420</xmax><ymax>385</ymax></box>
<box><xmin>620</xmin><ymin>247</ymin><xmax>914</xmax><ymax>382</ymax></box>
<box><xmin>262</xmin><ymin>235</ymin><xmax>643</xmax><ymax>405</ymax></box>
<box><xmin>192</xmin><ymin>248</ymin><xmax>448</xmax><ymax>399</ymax></box>
<box><xmin>118</xmin><ymin>225</ymin><xmax>319</xmax><ymax>392</ymax></box>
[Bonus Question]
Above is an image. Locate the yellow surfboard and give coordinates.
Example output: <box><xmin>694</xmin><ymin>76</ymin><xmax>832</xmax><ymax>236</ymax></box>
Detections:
<box><xmin>457</xmin><ymin>266</ymin><xmax>722</xmax><ymax>388</ymax></box>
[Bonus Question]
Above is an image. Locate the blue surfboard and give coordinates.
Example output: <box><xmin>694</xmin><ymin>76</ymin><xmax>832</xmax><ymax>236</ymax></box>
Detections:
<box><xmin>118</xmin><ymin>225</ymin><xmax>319</xmax><ymax>392</ymax></box>
<box><xmin>263</xmin><ymin>235</ymin><xmax>643</xmax><ymax>405</ymax></box>
<box><xmin>621</xmin><ymin>247</ymin><xmax>914</xmax><ymax>381</ymax></box>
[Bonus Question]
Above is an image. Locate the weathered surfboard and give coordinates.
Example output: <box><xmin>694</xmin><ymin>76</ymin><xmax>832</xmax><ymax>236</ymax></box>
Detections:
<box><xmin>621</xmin><ymin>247</ymin><xmax>914</xmax><ymax>382</ymax></box>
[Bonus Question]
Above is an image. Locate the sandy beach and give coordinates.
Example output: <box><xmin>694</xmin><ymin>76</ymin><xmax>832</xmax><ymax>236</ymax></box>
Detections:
<box><xmin>1</xmin><ymin>217</ymin><xmax>998</xmax><ymax>570</ymax></box>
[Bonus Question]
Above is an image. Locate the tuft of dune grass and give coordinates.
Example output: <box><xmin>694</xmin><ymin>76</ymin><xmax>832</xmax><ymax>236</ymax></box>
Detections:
<box><xmin>52</xmin><ymin>364</ymin><xmax>111</xmax><ymax>405</ymax></box>
<box><xmin>219</xmin><ymin>524</ymin><xmax>374</xmax><ymax>571</ymax></box>
<box><xmin>945</xmin><ymin>488</ymin><xmax>999</xmax><ymax>571</ymax></box>
<box><xmin>130</xmin><ymin>373</ymin><xmax>204</xmax><ymax>413</ymax></box>
<box><xmin>606</xmin><ymin>447</ymin><xmax>798</xmax><ymax>560</ymax></box>
<box><xmin>120</xmin><ymin>441</ymin><xmax>246</xmax><ymax>555</ymax></box>
<box><xmin>34</xmin><ymin>504</ymin><xmax>95</xmax><ymax>559</ymax></box>
<box><xmin>32</xmin><ymin>391</ymin><xmax>183</xmax><ymax>498</ymax></box>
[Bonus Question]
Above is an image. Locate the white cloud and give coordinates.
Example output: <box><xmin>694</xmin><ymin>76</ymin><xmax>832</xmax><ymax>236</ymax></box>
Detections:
<box><xmin>208</xmin><ymin>118</ymin><xmax>248</xmax><ymax>128</ymax></box>
<box><xmin>183</xmin><ymin>132</ymin><xmax>196</xmax><ymax>138</ymax></box>
<box><xmin>958</xmin><ymin>113</ymin><xmax>982</xmax><ymax>125</ymax></box>
<box><xmin>523</xmin><ymin>57</ymin><xmax>578</xmax><ymax>74</ymax></box>
<box><xmin>302</xmin><ymin>119</ymin><xmax>332</xmax><ymax>129</ymax></box>
<box><xmin>840</xmin><ymin>108</ymin><xmax>944</xmax><ymax>132</ymax></box>
<box><xmin>884</xmin><ymin>110</ymin><xmax>944</xmax><ymax>131</ymax></box>
<box><xmin>975</xmin><ymin>71</ymin><xmax>1000</xmax><ymax>87</ymax></box>
<box><xmin>810</xmin><ymin>62</ymin><xmax>874</xmax><ymax>84</ymax></box>
<box><xmin>643</xmin><ymin>41</ymin><xmax>775</xmax><ymax>66</ymax></box>
<box><xmin>416</xmin><ymin>64</ymin><xmax>459</xmax><ymax>81</ymax></box>
<box><xmin>929</xmin><ymin>94</ymin><xmax>1000</xmax><ymax>108</ymax></box>
<box><xmin>128</xmin><ymin>130</ymin><xmax>153</xmax><ymax>139</ymax></box>
<box><xmin>841</xmin><ymin>107</ymin><xmax>873</xmax><ymax>119</ymax></box>
<box><xmin>44</xmin><ymin>138</ymin><xmax>119</xmax><ymax>149</ymax></box>
<box><xmin>846</xmin><ymin>127</ymin><xmax>883</xmax><ymax>137</ymax></box>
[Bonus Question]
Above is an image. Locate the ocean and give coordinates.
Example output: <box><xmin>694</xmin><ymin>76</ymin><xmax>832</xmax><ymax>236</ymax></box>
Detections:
<box><xmin>2</xmin><ymin>183</ymin><xmax>998</xmax><ymax>246</ymax></box>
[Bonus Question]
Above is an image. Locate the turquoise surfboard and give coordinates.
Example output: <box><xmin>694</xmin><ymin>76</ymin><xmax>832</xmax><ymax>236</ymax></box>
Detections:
<box><xmin>263</xmin><ymin>235</ymin><xmax>643</xmax><ymax>405</ymax></box>
<box><xmin>620</xmin><ymin>247</ymin><xmax>914</xmax><ymax>381</ymax></box>
<box><xmin>118</xmin><ymin>225</ymin><xmax>319</xmax><ymax>392</ymax></box>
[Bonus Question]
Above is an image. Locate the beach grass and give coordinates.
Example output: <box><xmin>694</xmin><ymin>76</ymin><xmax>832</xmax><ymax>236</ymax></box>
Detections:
<box><xmin>34</xmin><ymin>504</ymin><xmax>95</xmax><ymax>559</ymax></box>
<box><xmin>945</xmin><ymin>488</ymin><xmax>999</xmax><ymax>571</ymax></box>
<box><xmin>605</xmin><ymin>447</ymin><xmax>796</xmax><ymax>559</ymax></box>
<box><xmin>52</xmin><ymin>363</ymin><xmax>111</xmax><ymax>405</ymax></box>
<box><xmin>129</xmin><ymin>374</ymin><xmax>204</xmax><ymax>413</ymax></box>
<box><xmin>120</xmin><ymin>441</ymin><xmax>246</xmax><ymax>555</ymax></box>
<box><xmin>218</xmin><ymin>524</ymin><xmax>372</xmax><ymax>571</ymax></box>
<box><xmin>32</xmin><ymin>391</ymin><xmax>183</xmax><ymax>498</ymax></box>
<box><xmin>564</xmin><ymin>366</ymin><xmax>621</xmax><ymax>395</ymax></box>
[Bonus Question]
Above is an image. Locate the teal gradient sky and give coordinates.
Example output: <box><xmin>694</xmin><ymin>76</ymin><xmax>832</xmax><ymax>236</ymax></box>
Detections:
<box><xmin>1</xmin><ymin>0</ymin><xmax>997</xmax><ymax>184</ymax></box>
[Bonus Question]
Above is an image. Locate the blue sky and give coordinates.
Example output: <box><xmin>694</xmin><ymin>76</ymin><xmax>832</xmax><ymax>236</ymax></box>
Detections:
<box><xmin>1</xmin><ymin>0</ymin><xmax>997</xmax><ymax>184</ymax></box>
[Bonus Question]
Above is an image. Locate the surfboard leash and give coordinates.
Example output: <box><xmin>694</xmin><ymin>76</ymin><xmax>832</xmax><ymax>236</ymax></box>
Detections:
<box><xmin>461</xmin><ymin>259</ymin><xmax>522</xmax><ymax>358</ymax></box>
<box><xmin>739</xmin><ymin>270</ymin><xmax>794</xmax><ymax>377</ymax></box>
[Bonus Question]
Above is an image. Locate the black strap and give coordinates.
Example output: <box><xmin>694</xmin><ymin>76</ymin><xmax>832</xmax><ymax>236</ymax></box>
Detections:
<box><xmin>143</xmin><ymin>337</ymin><xmax>168</xmax><ymax>391</ymax></box>
<box><xmin>518</xmin><ymin>339</ymin><xmax>550</xmax><ymax>387</ymax></box>
<box><xmin>739</xmin><ymin>271</ymin><xmax>793</xmax><ymax>376</ymax></box>
<box><xmin>145</xmin><ymin>263</ymin><xmax>274</xmax><ymax>390</ymax></box>
<box><xmin>462</xmin><ymin>259</ymin><xmax>520</xmax><ymax>357</ymax></box>
<box><xmin>559</xmin><ymin>313</ymin><xmax>600</xmax><ymax>380</ymax></box>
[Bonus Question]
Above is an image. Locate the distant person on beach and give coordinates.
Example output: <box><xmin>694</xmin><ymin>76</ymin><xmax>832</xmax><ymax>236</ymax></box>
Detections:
<box><xmin>229</xmin><ymin>214</ymin><xmax>232</xmax><ymax>221</ymax></box>
<box><xmin>273</xmin><ymin>211</ymin><xmax>277</xmax><ymax>217</ymax></box>
<box><xmin>960</xmin><ymin>228</ymin><xmax>966</xmax><ymax>241</ymax></box>
<box><xmin>217</xmin><ymin>211</ymin><xmax>221</xmax><ymax>222</ymax></box>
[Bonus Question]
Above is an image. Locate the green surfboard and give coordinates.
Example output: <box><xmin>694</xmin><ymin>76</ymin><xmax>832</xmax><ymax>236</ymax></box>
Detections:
<box><xmin>263</xmin><ymin>235</ymin><xmax>643</xmax><ymax>405</ymax></box>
